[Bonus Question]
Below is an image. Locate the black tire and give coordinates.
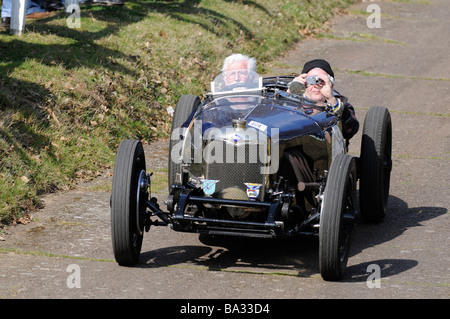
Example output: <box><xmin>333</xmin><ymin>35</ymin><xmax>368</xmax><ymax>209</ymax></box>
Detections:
<box><xmin>168</xmin><ymin>95</ymin><xmax>201</xmax><ymax>192</ymax></box>
<box><xmin>359</xmin><ymin>106</ymin><xmax>392</xmax><ymax>223</ymax></box>
<box><xmin>111</xmin><ymin>139</ymin><xmax>146</xmax><ymax>266</ymax></box>
<box><xmin>319</xmin><ymin>154</ymin><xmax>357</xmax><ymax>281</ymax></box>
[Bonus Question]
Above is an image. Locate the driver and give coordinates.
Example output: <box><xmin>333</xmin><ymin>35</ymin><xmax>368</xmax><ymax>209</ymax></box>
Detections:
<box><xmin>291</xmin><ymin>59</ymin><xmax>359</xmax><ymax>141</ymax></box>
<box><xmin>221</xmin><ymin>53</ymin><xmax>257</xmax><ymax>85</ymax></box>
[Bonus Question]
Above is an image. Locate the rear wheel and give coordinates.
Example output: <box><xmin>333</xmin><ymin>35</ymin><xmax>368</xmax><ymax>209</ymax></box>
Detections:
<box><xmin>111</xmin><ymin>139</ymin><xmax>147</xmax><ymax>266</ymax></box>
<box><xmin>359</xmin><ymin>106</ymin><xmax>392</xmax><ymax>222</ymax></box>
<box><xmin>168</xmin><ymin>95</ymin><xmax>201</xmax><ymax>192</ymax></box>
<box><xmin>319</xmin><ymin>154</ymin><xmax>357</xmax><ymax>281</ymax></box>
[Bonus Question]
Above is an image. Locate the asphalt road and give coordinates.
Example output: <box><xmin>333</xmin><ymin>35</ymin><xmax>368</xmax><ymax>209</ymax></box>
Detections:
<box><xmin>1</xmin><ymin>0</ymin><xmax>449</xmax><ymax>302</ymax></box>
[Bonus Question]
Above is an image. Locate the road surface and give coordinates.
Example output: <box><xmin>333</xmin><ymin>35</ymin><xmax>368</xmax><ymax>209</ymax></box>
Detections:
<box><xmin>1</xmin><ymin>0</ymin><xmax>448</xmax><ymax>302</ymax></box>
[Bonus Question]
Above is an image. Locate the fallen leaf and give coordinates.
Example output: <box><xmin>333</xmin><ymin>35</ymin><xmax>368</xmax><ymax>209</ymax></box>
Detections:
<box><xmin>21</xmin><ymin>176</ymin><xmax>30</xmax><ymax>183</ymax></box>
<box><xmin>18</xmin><ymin>217</ymin><xmax>30</xmax><ymax>225</ymax></box>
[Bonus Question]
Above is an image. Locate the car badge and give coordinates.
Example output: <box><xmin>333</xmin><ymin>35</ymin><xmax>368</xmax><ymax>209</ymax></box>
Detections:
<box><xmin>202</xmin><ymin>179</ymin><xmax>219</xmax><ymax>196</ymax></box>
<box><xmin>245</xmin><ymin>183</ymin><xmax>262</xmax><ymax>199</ymax></box>
<box><xmin>231</xmin><ymin>134</ymin><xmax>242</xmax><ymax>142</ymax></box>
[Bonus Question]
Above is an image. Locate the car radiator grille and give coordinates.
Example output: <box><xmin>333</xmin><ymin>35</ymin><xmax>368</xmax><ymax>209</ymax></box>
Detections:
<box><xmin>203</xmin><ymin>139</ymin><xmax>268</xmax><ymax>201</ymax></box>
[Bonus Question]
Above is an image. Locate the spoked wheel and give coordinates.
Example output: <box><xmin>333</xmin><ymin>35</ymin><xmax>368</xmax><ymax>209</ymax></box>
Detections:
<box><xmin>359</xmin><ymin>106</ymin><xmax>392</xmax><ymax>222</ymax></box>
<box><xmin>319</xmin><ymin>154</ymin><xmax>357</xmax><ymax>281</ymax></box>
<box><xmin>111</xmin><ymin>139</ymin><xmax>148</xmax><ymax>266</ymax></box>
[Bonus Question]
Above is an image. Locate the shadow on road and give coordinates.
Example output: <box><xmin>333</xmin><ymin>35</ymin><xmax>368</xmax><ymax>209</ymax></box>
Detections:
<box><xmin>345</xmin><ymin>259</ymin><xmax>419</xmax><ymax>283</ymax></box>
<box><xmin>139</xmin><ymin>236</ymin><xmax>319</xmax><ymax>277</ymax></box>
<box><xmin>347</xmin><ymin>194</ymin><xmax>446</xmax><ymax>281</ymax></box>
<box><xmin>137</xmin><ymin>194</ymin><xmax>446</xmax><ymax>280</ymax></box>
<box><xmin>352</xmin><ymin>195</ymin><xmax>447</xmax><ymax>253</ymax></box>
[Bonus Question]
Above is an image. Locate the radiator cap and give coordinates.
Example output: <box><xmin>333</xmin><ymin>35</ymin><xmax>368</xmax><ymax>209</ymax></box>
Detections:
<box><xmin>232</xmin><ymin>119</ymin><xmax>247</xmax><ymax>129</ymax></box>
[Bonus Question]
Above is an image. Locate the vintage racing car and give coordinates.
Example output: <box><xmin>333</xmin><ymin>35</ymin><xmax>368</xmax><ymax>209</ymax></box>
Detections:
<box><xmin>110</xmin><ymin>70</ymin><xmax>392</xmax><ymax>281</ymax></box>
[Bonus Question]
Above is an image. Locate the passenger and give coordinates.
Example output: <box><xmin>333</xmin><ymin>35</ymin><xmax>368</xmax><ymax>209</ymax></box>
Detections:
<box><xmin>291</xmin><ymin>59</ymin><xmax>359</xmax><ymax>141</ymax></box>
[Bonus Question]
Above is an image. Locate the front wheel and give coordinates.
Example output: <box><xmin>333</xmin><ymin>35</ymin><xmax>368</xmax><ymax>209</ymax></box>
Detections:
<box><xmin>111</xmin><ymin>139</ymin><xmax>147</xmax><ymax>266</ymax></box>
<box><xmin>319</xmin><ymin>154</ymin><xmax>357</xmax><ymax>281</ymax></box>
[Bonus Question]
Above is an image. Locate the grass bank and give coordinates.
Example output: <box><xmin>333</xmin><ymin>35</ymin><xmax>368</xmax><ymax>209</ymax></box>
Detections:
<box><xmin>0</xmin><ymin>0</ymin><xmax>357</xmax><ymax>225</ymax></box>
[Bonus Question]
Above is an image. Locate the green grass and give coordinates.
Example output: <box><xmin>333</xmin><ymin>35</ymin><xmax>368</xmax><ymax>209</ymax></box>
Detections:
<box><xmin>0</xmin><ymin>0</ymin><xmax>357</xmax><ymax>224</ymax></box>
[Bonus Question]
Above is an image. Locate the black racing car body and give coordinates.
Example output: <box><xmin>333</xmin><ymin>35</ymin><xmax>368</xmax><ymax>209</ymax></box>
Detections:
<box><xmin>110</xmin><ymin>71</ymin><xmax>393</xmax><ymax>281</ymax></box>
<box><xmin>168</xmin><ymin>73</ymin><xmax>342</xmax><ymax>234</ymax></box>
